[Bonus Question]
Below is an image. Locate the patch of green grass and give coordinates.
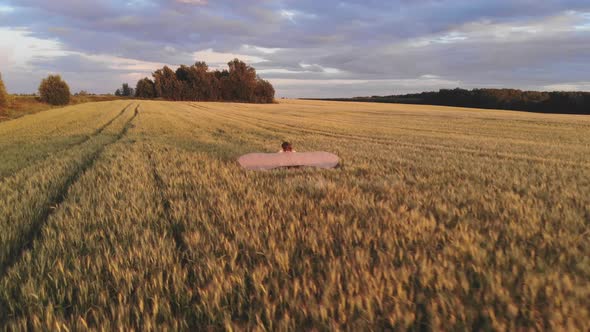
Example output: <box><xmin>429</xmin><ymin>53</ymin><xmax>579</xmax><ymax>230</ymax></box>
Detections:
<box><xmin>1</xmin><ymin>95</ymin><xmax>127</xmax><ymax>122</ymax></box>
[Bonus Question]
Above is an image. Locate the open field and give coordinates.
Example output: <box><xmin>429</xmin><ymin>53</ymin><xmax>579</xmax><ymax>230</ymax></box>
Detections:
<box><xmin>0</xmin><ymin>99</ymin><xmax>589</xmax><ymax>330</ymax></box>
<box><xmin>0</xmin><ymin>95</ymin><xmax>125</xmax><ymax>122</ymax></box>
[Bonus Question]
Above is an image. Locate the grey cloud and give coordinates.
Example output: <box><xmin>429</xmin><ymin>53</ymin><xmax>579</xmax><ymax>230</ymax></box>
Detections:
<box><xmin>0</xmin><ymin>0</ymin><xmax>589</xmax><ymax>96</ymax></box>
<box><xmin>28</xmin><ymin>54</ymin><xmax>114</xmax><ymax>74</ymax></box>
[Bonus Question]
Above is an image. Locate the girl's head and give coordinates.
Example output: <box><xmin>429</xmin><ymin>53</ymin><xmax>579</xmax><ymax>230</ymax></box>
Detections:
<box><xmin>282</xmin><ymin>141</ymin><xmax>293</xmax><ymax>152</ymax></box>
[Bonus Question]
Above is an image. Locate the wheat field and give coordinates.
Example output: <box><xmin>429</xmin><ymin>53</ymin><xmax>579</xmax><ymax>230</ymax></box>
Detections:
<box><xmin>0</xmin><ymin>99</ymin><xmax>588</xmax><ymax>330</ymax></box>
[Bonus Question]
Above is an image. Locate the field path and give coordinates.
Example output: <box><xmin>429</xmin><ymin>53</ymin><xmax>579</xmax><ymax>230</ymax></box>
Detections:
<box><xmin>0</xmin><ymin>104</ymin><xmax>139</xmax><ymax>277</ymax></box>
<box><xmin>0</xmin><ymin>101</ymin><xmax>135</xmax><ymax>178</ymax></box>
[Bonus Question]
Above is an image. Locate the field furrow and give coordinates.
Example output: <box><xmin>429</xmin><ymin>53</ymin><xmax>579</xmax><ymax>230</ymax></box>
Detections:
<box><xmin>0</xmin><ymin>104</ymin><xmax>137</xmax><ymax>275</ymax></box>
<box><xmin>0</xmin><ymin>101</ymin><xmax>134</xmax><ymax>178</ymax></box>
<box><xmin>0</xmin><ymin>142</ymin><xmax>191</xmax><ymax>329</ymax></box>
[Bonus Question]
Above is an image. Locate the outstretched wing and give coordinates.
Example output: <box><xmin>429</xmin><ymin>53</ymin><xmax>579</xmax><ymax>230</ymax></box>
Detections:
<box><xmin>238</xmin><ymin>152</ymin><xmax>339</xmax><ymax>170</ymax></box>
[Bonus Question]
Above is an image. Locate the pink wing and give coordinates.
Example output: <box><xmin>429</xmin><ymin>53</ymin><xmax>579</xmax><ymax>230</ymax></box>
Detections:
<box><xmin>238</xmin><ymin>152</ymin><xmax>340</xmax><ymax>170</ymax></box>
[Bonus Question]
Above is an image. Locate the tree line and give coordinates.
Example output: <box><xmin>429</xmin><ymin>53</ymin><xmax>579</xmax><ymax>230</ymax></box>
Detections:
<box><xmin>2</xmin><ymin>58</ymin><xmax>274</xmax><ymax>112</ymax></box>
<box><xmin>133</xmin><ymin>59</ymin><xmax>275</xmax><ymax>103</ymax></box>
<box><xmin>115</xmin><ymin>83</ymin><xmax>134</xmax><ymax>97</ymax></box>
<box><xmin>1</xmin><ymin>72</ymin><xmax>72</xmax><ymax>107</ymax></box>
<box><xmin>326</xmin><ymin>88</ymin><xmax>590</xmax><ymax>115</ymax></box>
<box><xmin>0</xmin><ymin>73</ymin><xmax>8</xmax><ymax>111</ymax></box>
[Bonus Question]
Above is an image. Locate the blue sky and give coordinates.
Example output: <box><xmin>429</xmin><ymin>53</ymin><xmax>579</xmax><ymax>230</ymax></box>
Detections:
<box><xmin>1</xmin><ymin>0</ymin><xmax>589</xmax><ymax>97</ymax></box>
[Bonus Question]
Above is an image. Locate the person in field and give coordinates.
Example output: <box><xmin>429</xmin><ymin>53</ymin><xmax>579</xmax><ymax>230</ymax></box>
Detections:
<box><xmin>278</xmin><ymin>141</ymin><xmax>296</xmax><ymax>153</ymax></box>
<box><xmin>238</xmin><ymin>141</ymin><xmax>339</xmax><ymax>170</ymax></box>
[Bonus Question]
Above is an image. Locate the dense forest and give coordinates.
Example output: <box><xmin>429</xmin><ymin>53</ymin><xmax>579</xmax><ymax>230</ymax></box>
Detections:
<box><xmin>134</xmin><ymin>59</ymin><xmax>275</xmax><ymax>103</ymax></box>
<box><xmin>320</xmin><ymin>88</ymin><xmax>590</xmax><ymax>115</ymax></box>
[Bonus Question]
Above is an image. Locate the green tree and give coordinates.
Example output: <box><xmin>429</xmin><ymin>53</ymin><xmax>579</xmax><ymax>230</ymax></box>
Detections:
<box><xmin>135</xmin><ymin>78</ymin><xmax>156</xmax><ymax>99</ymax></box>
<box><xmin>227</xmin><ymin>58</ymin><xmax>257</xmax><ymax>102</ymax></box>
<box><xmin>121</xmin><ymin>83</ymin><xmax>133</xmax><ymax>97</ymax></box>
<box><xmin>153</xmin><ymin>66</ymin><xmax>182</xmax><ymax>101</ymax></box>
<box><xmin>115</xmin><ymin>83</ymin><xmax>133</xmax><ymax>97</ymax></box>
<box><xmin>178</xmin><ymin>62</ymin><xmax>217</xmax><ymax>101</ymax></box>
<box><xmin>0</xmin><ymin>73</ymin><xmax>8</xmax><ymax>109</ymax></box>
<box><xmin>148</xmin><ymin>60</ymin><xmax>274</xmax><ymax>103</ymax></box>
<box><xmin>253</xmin><ymin>78</ymin><xmax>275</xmax><ymax>103</ymax></box>
<box><xmin>175</xmin><ymin>65</ymin><xmax>193</xmax><ymax>101</ymax></box>
<box><xmin>39</xmin><ymin>75</ymin><xmax>71</xmax><ymax>105</ymax></box>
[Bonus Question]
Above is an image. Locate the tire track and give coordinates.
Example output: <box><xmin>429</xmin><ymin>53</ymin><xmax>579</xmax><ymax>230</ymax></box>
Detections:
<box><xmin>0</xmin><ymin>105</ymin><xmax>140</xmax><ymax>279</ymax></box>
<box><xmin>146</xmin><ymin>146</ymin><xmax>190</xmax><ymax>260</ymax></box>
<box><xmin>0</xmin><ymin>103</ymin><xmax>134</xmax><ymax>183</ymax></box>
<box><xmin>91</xmin><ymin>102</ymin><xmax>134</xmax><ymax>136</ymax></box>
<box><xmin>145</xmin><ymin>145</ymin><xmax>201</xmax><ymax>327</ymax></box>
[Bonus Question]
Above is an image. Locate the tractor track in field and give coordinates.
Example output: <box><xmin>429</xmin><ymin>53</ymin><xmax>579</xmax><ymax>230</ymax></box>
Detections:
<box><xmin>0</xmin><ymin>105</ymin><xmax>140</xmax><ymax>281</ymax></box>
<box><xmin>0</xmin><ymin>103</ymin><xmax>135</xmax><ymax>183</ymax></box>
<box><xmin>144</xmin><ymin>144</ymin><xmax>266</xmax><ymax>328</ymax></box>
<box><xmin>145</xmin><ymin>146</ymin><xmax>202</xmax><ymax>326</ymax></box>
<box><xmin>145</xmin><ymin>147</ymin><xmax>192</xmax><ymax>262</ymax></box>
<box><xmin>91</xmin><ymin>102</ymin><xmax>134</xmax><ymax>136</ymax></box>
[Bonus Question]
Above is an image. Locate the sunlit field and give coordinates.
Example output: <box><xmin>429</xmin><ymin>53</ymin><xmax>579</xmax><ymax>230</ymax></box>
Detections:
<box><xmin>0</xmin><ymin>99</ymin><xmax>588</xmax><ymax>330</ymax></box>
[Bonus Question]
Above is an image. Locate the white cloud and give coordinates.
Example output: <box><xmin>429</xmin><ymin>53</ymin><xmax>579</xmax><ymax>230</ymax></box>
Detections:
<box><xmin>0</xmin><ymin>27</ymin><xmax>174</xmax><ymax>93</ymax></box>
<box><xmin>241</xmin><ymin>44</ymin><xmax>282</xmax><ymax>54</ymax></box>
<box><xmin>404</xmin><ymin>10</ymin><xmax>590</xmax><ymax>49</ymax></box>
<box><xmin>543</xmin><ymin>82</ymin><xmax>590</xmax><ymax>91</ymax></box>
<box><xmin>258</xmin><ymin>69</ymin><xmax>305</xmax><ymax>75</ymax></box>
<box><xmin>0</xmin><ymin>28</ymin><xmax>66</xmax><ymax>70</ymax></box>
<box><xmin>193</xmin><ymin>48</ymin><xmax>267</xmax><ymax>67</ymax></box>
<box><xmin>279</xmin><ymin>8</ymin><xmax>316</xmax><ymax>23</ymax></box>
<box><xmin>280</xmin><ymin>10</ymin><xmax>296</xmax><ymax>22</ymax></box>
<box><xmin>176</xmin><ymin>0</ymin><xmax>208</xmax><ymax>5</ymax></box>
<box><xmin>0</xmin><ymin>4</ymin><xmax>15</xmax><ymax>13</ymax></box>
<box><xmin>574</xmin><ymin>12</ymin><xmax>590</xmax><ymax>31</ymax></box>
<box><xmin>271</xmin><ymin>79</ymin><xmax>368</xmax><ymax>86</ymax></box>
<box><xmin>80</xmin><ymin>54</ymin><xmax>168</xmax><ymax>72</ymax></box>
<box><xmin>299</xmin><ymin>63</ymin><xmax>341</xmax><ymax>74</ymax></box>
<box><xmin>272</xmin><ymin>77</ymin><xmax>462</xmax><ymax>98</ymax></box>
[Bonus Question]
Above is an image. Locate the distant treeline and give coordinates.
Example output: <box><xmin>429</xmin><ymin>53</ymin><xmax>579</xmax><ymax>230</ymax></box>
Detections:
<box><xmin>133</xmin><ymin>59</ymin><xmax>275</xmax><ymax>103</ymax></box>
<box><xmin>318</xmin><ymin>88</ymin><xmax>590</xmax><ymax>115</ymax></box>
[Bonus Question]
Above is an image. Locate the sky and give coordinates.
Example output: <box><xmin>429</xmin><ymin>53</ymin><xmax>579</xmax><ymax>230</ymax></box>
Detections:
<box><xmin>0</xmin><ymin>0</ymin><xmax>589</xmax><ymax>98</ymax></box>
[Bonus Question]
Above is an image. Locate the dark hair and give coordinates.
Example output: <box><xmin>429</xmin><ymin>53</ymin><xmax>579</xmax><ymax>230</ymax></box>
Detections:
<box><xmin>282</xmin><ymin>142</ymin><xmax>291</xmax><ymax>150</ymax></box>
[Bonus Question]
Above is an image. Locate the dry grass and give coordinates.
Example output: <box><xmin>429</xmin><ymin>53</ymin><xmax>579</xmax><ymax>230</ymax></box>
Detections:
<box><xmin>0</xmin><ymin>95</ymin><xmax>126</xmax><ymax>122</ymax></box>
<box><xmin>0</xmin><ymin>99</ymin><xmax>588</xmax><ymax>330</ymax></box>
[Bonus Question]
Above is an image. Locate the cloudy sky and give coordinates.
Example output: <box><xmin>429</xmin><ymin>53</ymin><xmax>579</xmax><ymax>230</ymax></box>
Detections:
<box><xmin>1</xmin><ymin>0</ymin><xmax>589</xmax><ymax>97</ymax></box>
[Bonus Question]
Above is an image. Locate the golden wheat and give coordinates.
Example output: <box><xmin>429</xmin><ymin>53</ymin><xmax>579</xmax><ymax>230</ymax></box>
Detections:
<box><xmin>0</xmin><ymin>99</ymin><xmax>588</xmax><ymax>330</ymax></box>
